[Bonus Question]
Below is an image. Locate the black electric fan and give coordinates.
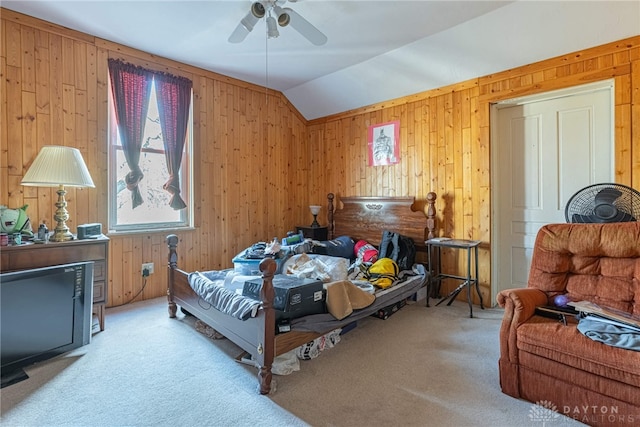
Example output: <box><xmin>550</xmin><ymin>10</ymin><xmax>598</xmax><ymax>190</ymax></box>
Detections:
<box><xmin>565</xmin><ymin>183</ymin><xmax>640</xmax><ymax>223</ymax></box>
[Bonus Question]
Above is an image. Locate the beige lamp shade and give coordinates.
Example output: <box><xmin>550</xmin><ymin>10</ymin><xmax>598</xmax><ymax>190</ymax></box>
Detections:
<box><xmin>21</xmin><ymin>146</ymin><xmax>95</xmax><ymax>242</ymax></box>
<box><xmin>21</xmin><ymin>146</ymin><xmax>95</xmax><ymax>188</ymax></box>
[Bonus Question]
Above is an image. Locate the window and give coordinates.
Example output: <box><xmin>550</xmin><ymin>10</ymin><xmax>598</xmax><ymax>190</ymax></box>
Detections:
<box><xmin>107</xmin><ymin>60</ymin><xmax>193</xmax><ymax>233</ymax></box>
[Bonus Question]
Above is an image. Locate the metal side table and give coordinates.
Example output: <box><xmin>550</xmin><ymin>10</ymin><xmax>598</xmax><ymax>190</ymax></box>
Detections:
<box><xmin>426</xmin><ymin>238</ymin><xmax>484</xmax><ymax>318</ymax></box>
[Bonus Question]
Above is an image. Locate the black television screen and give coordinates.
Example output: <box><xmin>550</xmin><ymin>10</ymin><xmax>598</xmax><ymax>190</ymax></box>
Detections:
<box><xmin>1</xmin><ymin>261</ymin><xmax>93</xmax><ymax>388</ymax></box>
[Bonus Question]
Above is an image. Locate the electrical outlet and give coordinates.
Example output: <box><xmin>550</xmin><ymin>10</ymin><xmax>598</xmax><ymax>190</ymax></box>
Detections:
<box><xmin>142</xmin><ymin>262</ymin><xmax>154</xmax><ymax>276</ymax></box>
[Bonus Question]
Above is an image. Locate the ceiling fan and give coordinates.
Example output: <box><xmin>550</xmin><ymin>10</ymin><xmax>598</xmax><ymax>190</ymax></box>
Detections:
<box><xmin>228</xmin><ymin>0</ymin><xmax>327</xmax><ymax>46</ymax></box>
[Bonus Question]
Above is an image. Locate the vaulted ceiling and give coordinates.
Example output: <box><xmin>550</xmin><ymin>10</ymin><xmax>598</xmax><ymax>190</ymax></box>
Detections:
<box><xmin>3</xmin><ymin>1</ymin><xmax>639</xmax><ymax>120</ymax></box>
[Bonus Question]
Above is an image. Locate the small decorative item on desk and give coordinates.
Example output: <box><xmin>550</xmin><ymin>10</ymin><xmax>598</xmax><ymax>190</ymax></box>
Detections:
<box><xmin>12</xmin><ymin>232</ymin><xmax>22</xmax><ymax>245</ymax></box>
<box><xmin>0</xmin><ymin>204</ymin><xmax>33</xmax><ymax>240</ymax></box>
<box><xmin>38</xmin><ymin>223</ymin><xmax>48</xmax><ymax>241</ymax></box>
<box><xmin>0</xmin><ymin>233</ymin><xmax>8</xmax><ymax>246</ymax></box>
<box><xmin>309</xmin><ymin>205</ymin><xmax>321</xmax><ymax>228</ymax></box>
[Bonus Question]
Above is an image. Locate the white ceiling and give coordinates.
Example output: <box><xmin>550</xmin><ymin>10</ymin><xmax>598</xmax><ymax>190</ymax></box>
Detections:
<box><xmin>2</xmin><ymin>1</ymin><xmax>639</xmax><ymax>120</ymax></box>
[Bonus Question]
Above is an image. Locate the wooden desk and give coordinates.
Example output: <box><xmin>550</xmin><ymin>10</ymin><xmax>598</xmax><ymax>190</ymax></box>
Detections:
<box><xmin>1</xmin><ymin>235</ymin><xmax>109</xmax><ymax>331</ymax></box>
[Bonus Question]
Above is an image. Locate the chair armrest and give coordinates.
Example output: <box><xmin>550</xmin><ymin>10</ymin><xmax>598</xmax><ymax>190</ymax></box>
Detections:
<box><xmin>496</xmin><ymin>288</ymin><xmax>548</xmax><ymax>363</ymax></box>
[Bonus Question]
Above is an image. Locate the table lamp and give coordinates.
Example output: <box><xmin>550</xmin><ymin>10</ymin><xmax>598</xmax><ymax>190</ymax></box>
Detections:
<box><xmin>21</xmin><ymin>146</ymin><xmax>95</xmax><ymax>242</ymax></box>
<box><xmin>309</xmin><ymin>205</ymin><xmax>321</xmax><ymax>228</ymax></box>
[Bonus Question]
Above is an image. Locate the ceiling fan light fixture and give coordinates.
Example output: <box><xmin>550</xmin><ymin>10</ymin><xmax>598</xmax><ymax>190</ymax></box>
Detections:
<box><xmin>277</xmin><ymin>12</ymin><xmax>290</xmax><ymax>27</ymax></box>
<box><xmin>273</xmin><ymin>5</ymin><xmax>290</xmax><ymax>27</ymax></box>
<box><xmin>266</xmin><ymin>15</ymin><xmax>279</xmax><ymax>38</ymax></box>
<box><xmin>251</xmin><ymin>2</ymin><xmax>266</xmax><ymax>19</ymax></box>
<box><xmin>229</xmin><ymin>1</ymin><xmax>327</xmax><ymax>45</ymax></box>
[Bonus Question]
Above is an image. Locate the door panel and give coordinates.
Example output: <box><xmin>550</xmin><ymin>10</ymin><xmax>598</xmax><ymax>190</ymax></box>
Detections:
<box><xmin>493</xmin><ymin>85</ymin><xmax>613</xmax><ymax>301</ymax></box>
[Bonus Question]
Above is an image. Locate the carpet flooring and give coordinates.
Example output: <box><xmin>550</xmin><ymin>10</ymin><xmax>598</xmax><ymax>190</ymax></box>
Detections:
<box><xmin>0</xmin><ymin>297</ymin><xmax>585</xmax><ymax>427</ymax></box>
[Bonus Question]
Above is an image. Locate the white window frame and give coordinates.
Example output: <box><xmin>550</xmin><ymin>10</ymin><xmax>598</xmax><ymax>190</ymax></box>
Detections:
<box><xmin>107</xmin><ymin>77</ymin><xmax>194</xmax><ymax>234</ymax></box>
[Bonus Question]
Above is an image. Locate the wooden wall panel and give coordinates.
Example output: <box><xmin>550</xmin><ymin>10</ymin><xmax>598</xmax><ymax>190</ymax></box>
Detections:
<box><xmin>2</xmin><ymin>8</ymin><xmax>638</xmax><ymax>306</ymax></box>
<box><xmin>1</xmin><ymin>9</ymin><xmax>308</xmax><ymax>307</ymax></box>
<box><xmin>632</xmin><ymin>55</ymin><xmax>640</xmax><ymax>190</ymax></box>
<box><xmin>308</xmin><ymin>36</ymin><xmax>640</xmax><ymax>304</ymax></box>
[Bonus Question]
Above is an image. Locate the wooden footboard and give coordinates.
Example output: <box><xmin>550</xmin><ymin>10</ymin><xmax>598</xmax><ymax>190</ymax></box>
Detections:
<box><xmin>166</xmin><ymin>236</ymin><xmax>330</xmax><ymax>394</ymax></box>
<box><xmin>166</xmin><ymin>235</ymin><xmax>277</xmax><ymax>394</ymax></box>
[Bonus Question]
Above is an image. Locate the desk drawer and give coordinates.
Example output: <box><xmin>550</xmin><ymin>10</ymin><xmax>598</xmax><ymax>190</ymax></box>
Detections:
<box><xmin>5</xmin><ymin>243</ymin><xmax>107</xmax><ymax>271</ymax></box>
<box><xmin>93</xmin><ymin>260</ymin><xmax>106</xmax><ymax>281</ymax></box>
<box><xmin>92</xmin><ymin>260</ymin><xmax>106</xmax><ymax>304</ymax></box>
<box><xmin>0</xmin><ymin>252</ymin><xmax>8</xmax><ymax>271</ymax></box>
<box><xmin>93</xmin><ymin>280</ymin><xmax>106</xmax><ymax>304</ymax></box>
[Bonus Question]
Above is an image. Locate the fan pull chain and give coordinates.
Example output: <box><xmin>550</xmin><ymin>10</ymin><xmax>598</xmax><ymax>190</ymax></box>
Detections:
<box><xmin>265</xmin><ymin>23</ymin><xmax>269</xmax><ymax>104</ymax></box>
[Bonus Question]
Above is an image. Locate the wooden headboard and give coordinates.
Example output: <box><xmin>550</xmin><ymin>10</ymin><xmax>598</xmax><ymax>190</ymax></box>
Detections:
<box><xmin>326</xmin><ymin>193</ymin><xmax>437</xmax><ymax>253</ymax></box>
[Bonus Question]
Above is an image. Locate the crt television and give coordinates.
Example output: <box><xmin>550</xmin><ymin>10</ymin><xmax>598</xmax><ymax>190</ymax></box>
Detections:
<box><xmin>1</xmin><ymin>261</ymin><xmax>93</xmax><ymax>388</ymax></box>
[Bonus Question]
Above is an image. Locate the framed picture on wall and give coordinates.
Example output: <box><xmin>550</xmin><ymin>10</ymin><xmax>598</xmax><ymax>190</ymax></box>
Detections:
<box><xmin>368</xmin><ymin>121</ymin><xmax>400</xmax><ymax>166</ymax></box>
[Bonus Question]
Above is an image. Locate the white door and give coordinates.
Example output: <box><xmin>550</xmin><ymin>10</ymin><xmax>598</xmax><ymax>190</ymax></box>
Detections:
<box><xmin>492</xmin><ymin>82</ymin><xmax>614</xmax><ymax>303</ymax></box>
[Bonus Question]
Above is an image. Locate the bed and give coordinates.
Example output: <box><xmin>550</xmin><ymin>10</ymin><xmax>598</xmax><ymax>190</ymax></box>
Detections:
<box><xmin>166</xmin><ymin>192</ymin><xmax>437</xmax><ymax>394</ymax></box>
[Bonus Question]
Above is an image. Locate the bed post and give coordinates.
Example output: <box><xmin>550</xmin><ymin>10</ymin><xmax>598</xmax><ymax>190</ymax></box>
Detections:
<box><xmin>327</xmin><ymin>193</ymin><xmax>335</xmax><ymax>240</ymax></box>
<box><xmin>426</xmin><ymin>192</ymin><xmax>437</xmax><ymax>240</ymax></box>
<box><xmin>166</xmin><ymin>234</ymin><xmax>179</xmax><ymax>318</ymax></box>
<box><xmin>257</xmin><ymin>257</ymin><xmax>277</xmax><ymax>395</ymax></box>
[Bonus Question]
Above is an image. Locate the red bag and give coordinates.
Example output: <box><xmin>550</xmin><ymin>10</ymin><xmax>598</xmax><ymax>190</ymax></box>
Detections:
<box><xmin>354</xmin><ymin>240</ymin><xmax>378</xmax><ymax>263</ymax></box>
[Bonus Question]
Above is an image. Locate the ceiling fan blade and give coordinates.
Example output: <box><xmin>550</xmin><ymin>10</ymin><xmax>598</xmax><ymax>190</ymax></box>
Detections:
<box><xmin>228</xmin><ymin>11</ymin><xmax>259</xmax><ymax>43</ymax></box>
<box><xmin>280</xmin><ymin>7</ymin><xmax>327</xmax><ymax>46</ymax></box>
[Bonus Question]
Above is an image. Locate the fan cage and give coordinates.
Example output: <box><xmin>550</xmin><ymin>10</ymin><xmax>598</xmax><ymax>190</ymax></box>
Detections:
<box><xmin>564</xmin><ymin>183</ymin><xmax>640</xmax><ymax>223</ymax></box>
